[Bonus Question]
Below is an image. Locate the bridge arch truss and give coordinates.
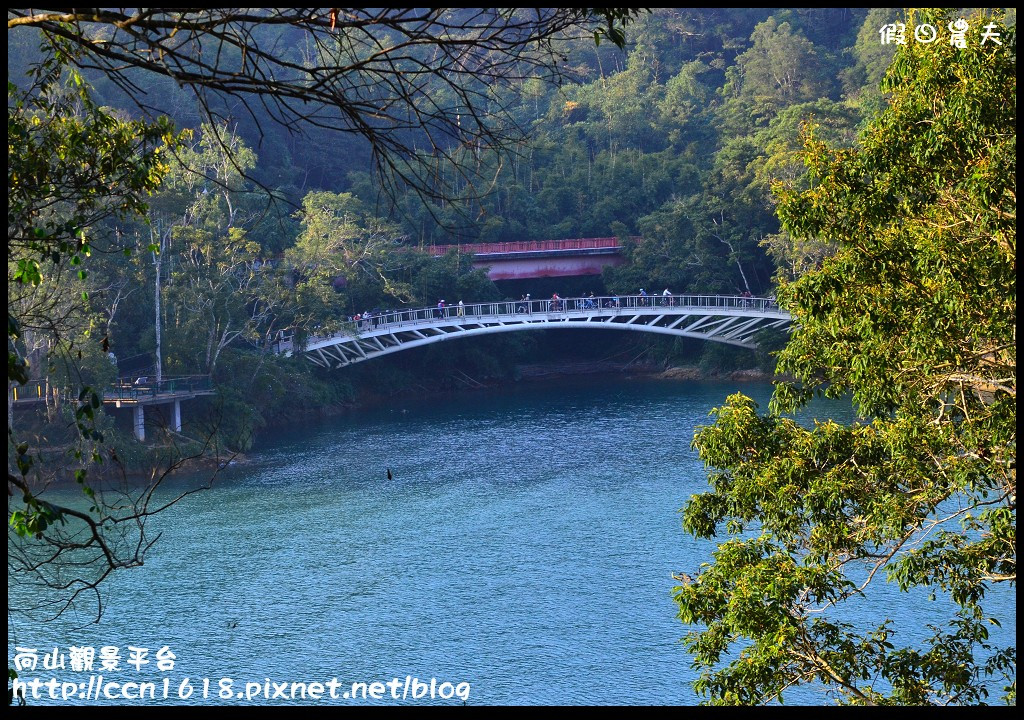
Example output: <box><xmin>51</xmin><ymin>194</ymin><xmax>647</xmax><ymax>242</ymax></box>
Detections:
<box><xmin>282</xmin><ymin>295</ymin><xmax>792</xmax><ymax>370</ymax></box>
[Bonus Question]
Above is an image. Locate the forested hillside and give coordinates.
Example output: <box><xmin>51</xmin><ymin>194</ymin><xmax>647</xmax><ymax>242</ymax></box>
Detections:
<box><xmin>9</xmin><ymin>9</ymin><xmax>892</xmax><ymax>279</ymax></box>
<box><xmin>7</xmin><ymin>8</ymin><xmax>936</xmax><ymax>449</ymax></box>
<box><xmin>7</xmin><ymin>9</ymin><xmax>1016</xmax><ymax>706</ymax></box>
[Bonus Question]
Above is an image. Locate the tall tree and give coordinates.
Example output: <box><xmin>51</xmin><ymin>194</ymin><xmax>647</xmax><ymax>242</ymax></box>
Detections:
<box><xmin>719</xmin><ymin>17</ymin><xmax>832</xmax><ymax>134</ymax></box>
<box><xmin>8</xmin><ymin>46</ymin><xmax>175</xmax><ymax>386</ymax></box>
<box><xmin>676</xmin><ymin>10</ymin><xmax>1015</xmax><ymax>705</ymax></box>
<box><xmin>289</xmin><ymin>190</ymin><xmax>412</xmax><ymax>325</ymax></box>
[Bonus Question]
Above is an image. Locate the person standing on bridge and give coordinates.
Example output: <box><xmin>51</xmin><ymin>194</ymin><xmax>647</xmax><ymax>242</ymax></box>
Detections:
<box><xmin>457</xmin><ymin>300</ymin><xmax>465</xmax><ymax>317</ymax></box>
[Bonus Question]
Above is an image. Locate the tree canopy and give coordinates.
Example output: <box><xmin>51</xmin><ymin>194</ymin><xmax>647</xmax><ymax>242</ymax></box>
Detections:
<box><xmin>677</xmin><ymin>10</ymin><xmax>1015</xmax><ymax>705</ymax></box>
<box><xmin>7</xmin><ymin>8</ymin><xmax>644</xmax><ymax>204</ymax></box>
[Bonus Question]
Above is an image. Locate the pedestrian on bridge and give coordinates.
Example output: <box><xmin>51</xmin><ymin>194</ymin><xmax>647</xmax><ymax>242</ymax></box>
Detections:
<box><xmin>457</xmin><ymin>300</ymin><xmax>465</xmax><ymax>317</ymax></box>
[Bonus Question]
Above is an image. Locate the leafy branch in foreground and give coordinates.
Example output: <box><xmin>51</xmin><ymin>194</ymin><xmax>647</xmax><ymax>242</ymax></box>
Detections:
<box><xmin>7</xmin><ymin>41</ymin><xmax>199</xmax><ymax>622</ymax></box>
<box><xmin>8</xmin><ymin>433</ymin><xmax>230</xmax><ymax>622</ymax></box>
<box><xmin>7</xmin><ymin>8</ymin><xmax>645</xmax><ymax>208</ymax></box>
<box><xmin>676</xmin><ymin>10</ymin><xmax>1015</xmax><ymax>706</ymax></box>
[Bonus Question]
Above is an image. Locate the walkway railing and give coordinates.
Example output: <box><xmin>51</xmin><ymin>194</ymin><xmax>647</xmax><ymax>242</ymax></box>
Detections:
<box><xmin>9</xmin><ymin>380</ymin><xmax>48</xmax><ymax>404</ymax></box>
<box><xmin>274</xmin><ymin>294</ymin><xmax>785</xmax><ymax>355</ymax></box>
<box><xmin>107</xmin><ymin>375</ymin><xmax>214</xmax><ymax>402</ymax></box>
<box><xmin>356</xmin><ymin>294</ymin><xmax>776</xmax><ymax>331</ymax></box>
<box><xmin>428</xmin><ymin>237</ymin><xmax>624</xmax><ymax>257</ymax></box>
<box><xmin>11</xmin><ymin>376</ymin><xmax>214</xmax><ymax>405</ymax></box>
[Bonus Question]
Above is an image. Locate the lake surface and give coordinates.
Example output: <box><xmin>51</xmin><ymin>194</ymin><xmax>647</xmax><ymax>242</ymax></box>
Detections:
<box><xmin>7</xmin><ymin>377</ymin><xmax>1015</xmax><ymax>705</ymax></box>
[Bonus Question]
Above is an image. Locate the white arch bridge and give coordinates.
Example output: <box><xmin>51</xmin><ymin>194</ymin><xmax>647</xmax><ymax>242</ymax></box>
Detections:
<box><xmin>276</xmin><ymin>294</ymin><xmax>792</xmax><ymax>370</ymax></box>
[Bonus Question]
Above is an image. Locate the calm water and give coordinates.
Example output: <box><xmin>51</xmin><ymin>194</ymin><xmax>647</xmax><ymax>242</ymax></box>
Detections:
<box><xmin>7</xmin><ymin>378</ymin><xmax>1015</xmax><ymax>705</ymax></box>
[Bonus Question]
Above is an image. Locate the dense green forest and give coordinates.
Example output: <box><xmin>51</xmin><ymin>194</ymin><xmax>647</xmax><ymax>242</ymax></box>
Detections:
<box><xmin>678</xmin><ymin>11</ymin><xmax>1016</xmax><ymax>703</ymax></box>
<box><xmin>7</xmin><ymin>8</ymin><xmax>1016</xmax><ymax>706</ymax></box>
<box><xmin>4</xmin><ymin>7</ymin><xmax>1003</xmax><ymax>451</ymax></box>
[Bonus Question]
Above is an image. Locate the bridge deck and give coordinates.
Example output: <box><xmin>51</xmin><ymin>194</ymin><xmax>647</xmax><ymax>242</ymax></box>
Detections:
<box><xmin>10</xmin><ymin>376</ymin><xmax>215</xmax><ymax>407</ymax></box>
<box><xmin>278</xmin><ymin>294</ymin><xmax>791</xmax><ymax>370</ymax></box>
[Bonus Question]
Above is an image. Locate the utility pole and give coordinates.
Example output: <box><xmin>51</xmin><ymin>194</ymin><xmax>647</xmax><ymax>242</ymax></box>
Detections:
<box><xmin>152</xmin><ymin>219</ymin><xmax>165</xmax><ymax>385</ymax></box>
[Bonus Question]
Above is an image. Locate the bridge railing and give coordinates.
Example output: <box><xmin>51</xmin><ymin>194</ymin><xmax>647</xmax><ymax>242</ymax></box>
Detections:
<box><xmin>428</xmin><ymin>237</ymin><xmax>622</xmax><ymax>256</ymax></box>
<box><xmin>290</xmin><ymin>295</ymin><xmax>782</xmax><ymax>347</ymax></box>
<box><xmin>12</xmin><ymin>376</ymin><xmax>215</xmax><ymax>404</ymax></box>
<box><xmin>9</xmin><ymin>380</ymin><xmax>48</xmax><ymax>403</ymax></box>
<box><xmin>107</xmin><ymin>375</ymin><xmax>213</xmax><ymax>402</ymax></box>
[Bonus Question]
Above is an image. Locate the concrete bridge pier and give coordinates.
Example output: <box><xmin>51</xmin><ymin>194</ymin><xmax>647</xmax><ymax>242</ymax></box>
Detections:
<box><xmin>133</xmin><ymin>406</ymin><xmax>145</xmax><ymax>441</ymax></box>
<box><xmin>132</xmin><ymin>401</ymin><xmax>183</xmax><ymax>439</ymax></box>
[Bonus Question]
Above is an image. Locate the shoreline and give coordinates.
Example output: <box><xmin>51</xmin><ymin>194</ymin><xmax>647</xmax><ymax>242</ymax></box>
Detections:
<box><xmin>13</xmin><ymin>362</ymin><xmax>775</xmax><ymax>485</ymax></box>
<box><xmin>277</xmin><ymin>360</ymin><xmax>776</xmax><ymax>423</ymax></box>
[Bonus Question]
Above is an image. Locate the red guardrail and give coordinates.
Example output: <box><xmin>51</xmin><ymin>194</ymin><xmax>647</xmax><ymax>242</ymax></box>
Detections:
<box><xmin>428</xmin><ymin>237</ymin><xmax>624</xmax><ymax>256</ymax></box>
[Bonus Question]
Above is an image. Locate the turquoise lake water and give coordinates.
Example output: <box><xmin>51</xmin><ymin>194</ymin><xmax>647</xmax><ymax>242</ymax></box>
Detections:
<box><xmin>7</xmin><ymin>377</ymin><xmax>1015</xmax><ymax>705</ymax></box>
